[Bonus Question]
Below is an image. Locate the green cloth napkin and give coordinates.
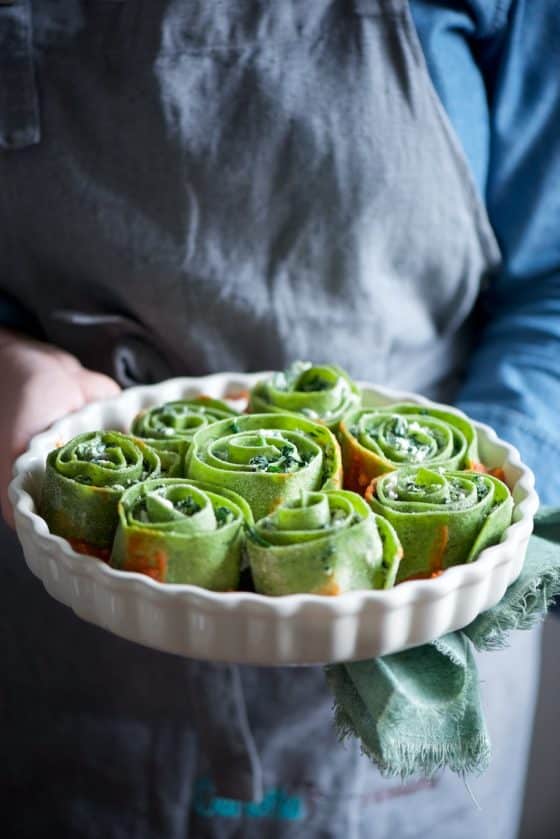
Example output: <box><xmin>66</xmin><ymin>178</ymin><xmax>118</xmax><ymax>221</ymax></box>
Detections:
<box><xmin>325</xmin><ymin>508</ymin><xmax>560</xmax><ymax>779</ymax></box>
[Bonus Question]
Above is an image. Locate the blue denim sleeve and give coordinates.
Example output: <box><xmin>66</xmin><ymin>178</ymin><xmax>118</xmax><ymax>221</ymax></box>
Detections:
<box><xmin>413</xmin><ymin>0</ymin><xmax>560</xmax><ymax>506</ymax></box>
<box><xmin>457</xmin><ymin>0</ymin><xmax>560</xmax><ymax>506</ymax></box>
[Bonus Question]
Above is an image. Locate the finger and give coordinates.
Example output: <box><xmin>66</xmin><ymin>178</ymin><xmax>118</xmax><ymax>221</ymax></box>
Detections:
<box><xmin>50</xmin><ymin>348</ymin><xmax>83</xmax><ymax>374</ymax></box>
<box><xmin>78</xmin><ymin>370</ymin><xmax>121</xmax><ymax>403</ymax></box>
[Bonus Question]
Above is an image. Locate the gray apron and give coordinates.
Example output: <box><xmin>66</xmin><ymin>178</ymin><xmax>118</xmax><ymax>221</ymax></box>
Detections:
<box><xmin>0</xmin><ymin>2</ymin><xmax>539</xmax><ymax>837</ymax></box>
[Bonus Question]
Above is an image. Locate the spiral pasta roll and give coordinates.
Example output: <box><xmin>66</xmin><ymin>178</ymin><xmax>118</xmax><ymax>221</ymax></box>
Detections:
<box><xmin>110</xmin><ymin>479</ymin><xmax>252</xmax><ymax>588</ymax></box>
<box><xmin>41</xmin><ymin>431</ymin><xmax>161</xmax><ymax>555</ymax></box>
<box><xmin>185</xmin><ymin>413</ymin><xmax>342</xmax><ymax>520</ymax></box>
<box><xmin>131</xmin><ymin>396</ymin><xmax>237</xmax><ymax>475</ymax></box>
<box><xmin>248</xmin><ymin>361</ymin><xmax>361</xmax><ymax>429</ymax></box>
<box><xmin>366</xmin><ymin>466</ymin><xmax>513</xmax><ymax>583</ymax></box>
<box><xmin>246</xmin><ymin>489</ymin><xmax>402</xmax><ymax>596</ymax></box>
<box><xmin>340</xmin><ymin>404</ymin><xmax>479</xmax><ymax>493</ymax></box>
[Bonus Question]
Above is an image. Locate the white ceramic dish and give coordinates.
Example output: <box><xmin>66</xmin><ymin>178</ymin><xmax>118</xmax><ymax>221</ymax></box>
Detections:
<box><xmin>9</xmin><ymin>373</ymin><xmax>539</xmax><ymax>665</ymax></box>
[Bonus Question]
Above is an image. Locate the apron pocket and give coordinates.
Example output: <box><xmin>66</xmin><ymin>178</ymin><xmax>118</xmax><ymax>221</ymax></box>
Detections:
<box><xmin>46</xmin><ymin>310</ymin><xmax>175</xmax><ymax>385</ymax></box>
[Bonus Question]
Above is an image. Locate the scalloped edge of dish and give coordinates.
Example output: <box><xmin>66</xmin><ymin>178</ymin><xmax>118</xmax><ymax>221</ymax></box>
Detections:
<box><xmin>9</xmin><ymin>373</ymin><xmax>539</xmax><ymax>663</ymax></box>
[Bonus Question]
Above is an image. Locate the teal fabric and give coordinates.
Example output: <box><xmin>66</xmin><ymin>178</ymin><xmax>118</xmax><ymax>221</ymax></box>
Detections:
<box><xmin>326</xmin><ymin>508</ymin><xmax>560</xmax><ymax>779</ymax></box>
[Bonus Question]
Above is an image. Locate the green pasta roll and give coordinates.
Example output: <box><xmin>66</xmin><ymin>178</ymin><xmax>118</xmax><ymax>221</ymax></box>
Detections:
<box><xmin>131</xmin><ymin>396</ymin><xmax>238</xmax><ymax>475</ymax></box>
<box><xmin>366</xmin><ymin>466</ymin><xmax>513</xmax><ymax>583</ymax></box>
<box><xmin>248</xmin><ymin>361</ymin><xmax>361</xmax><ymax>429</ymax></box>
<box><xmin>41</xmin><ymin>431</ymin><xmax>161</xmax><ymax>556</ymax></box>
<box><xmin>340</xmin><ymin>404</ymin><xmax>480</xmax><ymax>493</ymax></box>
<box><xmin>246</xmin><ymin>489</ymin><xmax>402</xmax><ymax>596</ymax></box>
<box><xmin>110</xmin><ymin>479</ymin><xmax>253</xmax><ymax>588</ymax></box>
<box><xmin>185</xmin><ymin>413</ymin><xmax>342</xmax><ymax>520</ymax></box>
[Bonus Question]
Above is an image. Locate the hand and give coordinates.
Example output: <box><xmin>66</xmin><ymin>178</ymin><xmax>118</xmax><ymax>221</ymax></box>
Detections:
<box><xmin>0</xmin><ymin>329</ymin><xmax>120</xmax><ymax>527</ymax></box>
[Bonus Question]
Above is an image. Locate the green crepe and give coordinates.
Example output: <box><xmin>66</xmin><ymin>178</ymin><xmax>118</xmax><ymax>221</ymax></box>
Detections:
<box><xmin>185</xmin><ymin>413</ymin><xmax>342</xmax><ymax>520</ymax></box>
<box><xmin>111</xmin><ymin>479</ymin><xmax>253</xmax><ymax>588</ymax></box>
<box><xmin>326</xmin><ymin>508</ymin><xmax>560</xmax><ymax>779</ymax></box>
<box><xmin>41</xmin><ymin>431</ymin><xmax>161</xmax><ymax>552</ymax></box>
<box><xmin>367</xmin><ymin>466</ymin><xmax>513</xmax><ymax>582</ymax></box>
<box><xmin>131</xmin><ymin>396</ymin><xmax>237</xmax><ymax>475</ymax></box>
<box><xmin>339</xmin><ymin>403</ymin><xmax>479</xmax><ymax>493</ymax></box>
<box><xmin>246</xmin><ymin>489</ymin><xmax>402</xmax><ymax>595</ymax></box>
<box><xmin>248</xmin><ymin>361</ymin><xmax>361</xmax><ymax>430</ymax></box>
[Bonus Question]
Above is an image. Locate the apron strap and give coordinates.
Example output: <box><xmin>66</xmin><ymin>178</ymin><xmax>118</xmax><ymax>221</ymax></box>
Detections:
<box><xmin>190</xmin><ymin>663</ymin><xmax>264</xmax><ymax>803</ymax></box>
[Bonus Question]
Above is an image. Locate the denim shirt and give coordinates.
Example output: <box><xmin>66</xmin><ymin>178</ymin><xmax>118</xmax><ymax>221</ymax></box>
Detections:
<box><xmin>412</xmin><ymin>0</ymin><xmax>560</xmax><ymax>506</ymax></box>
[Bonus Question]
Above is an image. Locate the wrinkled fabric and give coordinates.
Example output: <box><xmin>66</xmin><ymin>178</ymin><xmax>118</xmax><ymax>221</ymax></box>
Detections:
<box><xmin>0</xmin><ymin>0</ymin><xmax>39</xmax><ymax>149</ymax></box>
<box><xmin>0</xmin><ymin>2</ymin><xmax>542</xmax><ymax>837</ymax></box>
<box><xmin>1</xmin><ymin>0</ymin><xmax>497</xmax><ymax>398</ymax></box>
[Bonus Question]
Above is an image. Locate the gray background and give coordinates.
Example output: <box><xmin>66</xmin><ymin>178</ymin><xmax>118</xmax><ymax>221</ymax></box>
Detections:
<box><xmin>519</xmin><ymin>616</ymin><xmax>560</xmax><ymax>839</ymax></box>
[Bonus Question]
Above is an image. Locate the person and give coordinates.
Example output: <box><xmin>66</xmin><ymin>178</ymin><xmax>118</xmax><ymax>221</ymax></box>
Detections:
<box><xmin>1</xmin><ymin>1</ymin><xmax>558</xmax><ymax>836</ymax></box>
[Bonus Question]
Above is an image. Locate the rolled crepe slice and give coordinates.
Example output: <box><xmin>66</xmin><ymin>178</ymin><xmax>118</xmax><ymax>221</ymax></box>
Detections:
<box><xmin>185</xmin><ymin>413</ymin><xmax>342</xmax><ymax>520</ymax></box>
<box><xmin>366</xmin><ymin>466</ymin><xmax>513</xmax><ymax>583</ymax></box>
<box><xmin>247</xmin><ymin>489</ymin><xmax>402</xmax><ymax>596</ymax></box>
<box><xmin>110</xmin><ymin>479</ymin><xmax>253</xmax><ymax>588</ymax></box>
<box><xmin>248</xmin><ymin>361</ymin><xmax>361</xmax><ymax>429</ymax></box>
<box><xmin>339</xmin><ymin>404</ymin><xmax>479</xmax><ymax>493</ymax></box>
<box><xmin>41</xmin><ymin>431</ymin><xmax>161</xmax><ymax>557</ymax></box>
<box><xmin>131</xmin><ymin>396</ymin><xmax>238</xmax><ymax>475</ymax></box>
